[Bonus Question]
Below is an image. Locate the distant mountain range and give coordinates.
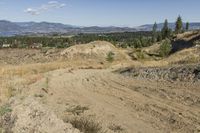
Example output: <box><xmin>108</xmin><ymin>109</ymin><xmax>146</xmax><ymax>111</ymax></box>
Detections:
<box><xmin>0</xmin><ymin>20</ymin><xmax>200</xmax><ymax>36</ymax></box>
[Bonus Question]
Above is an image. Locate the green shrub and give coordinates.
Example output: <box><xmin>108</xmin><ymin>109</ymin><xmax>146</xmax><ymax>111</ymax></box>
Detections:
<box><xmin>159</xmin><ymin>39</ymin><xmax>172</xmax><ymax>57</ymax></box>
<box><xmin>106</xmin><ymin>51</ymin><xmax>115</xmax><ymax>62</ymax></box>
<box><xmin>136</xmin><ymin>51</ymin><xmax>145</xmax><ymax>59</ymax></box>
<box><xmin>0</xmin><ymin>105</ymin><xmax>12</xmax><ymax>116</ymax></box>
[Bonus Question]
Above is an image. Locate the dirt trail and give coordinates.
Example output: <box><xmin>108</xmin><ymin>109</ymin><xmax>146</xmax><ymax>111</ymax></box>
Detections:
<box><xmin>23</xmin><ymin>68</ymin><xmax>200</xmax><ymax>133</ymax></box>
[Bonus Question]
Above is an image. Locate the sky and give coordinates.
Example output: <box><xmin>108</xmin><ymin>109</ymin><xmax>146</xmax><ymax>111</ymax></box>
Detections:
<box><xmin>0</xmin><ymin>0</ymin><xmax>200</xmax><ymax>27</ymax></box>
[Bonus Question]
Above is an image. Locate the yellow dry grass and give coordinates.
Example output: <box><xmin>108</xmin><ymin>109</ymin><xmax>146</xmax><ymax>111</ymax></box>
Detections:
<box><xmin>0</xmin><ymin>59</ymin><xmax>109</xmax><ymax>105</ymax></box>
<box><xmin>176</xmin><ymin>30</ymin><xmax>200</xmax><ymax>41</ymax></box>
<box><xmin>139</xmin><ymin>47</ymin><xmax>200</xmax><ymax>67</ymax></box>
<box><xmin>165</xmin><ymin>47</ymin><xmax>200</xmax><ymax>65</ymax></box>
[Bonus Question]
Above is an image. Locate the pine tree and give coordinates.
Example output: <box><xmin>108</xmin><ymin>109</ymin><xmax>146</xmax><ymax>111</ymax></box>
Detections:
<box><xmin>175</xmin><ymin>15</ymin><xmax>183</xmax><ymax>34</ymax></box>
<box><xmin>157</xmin><ymin>32</ymin><xmax>162</xmax><ymax>42</ymax></box>
<box><xmin>186</xmin><ymin>22</ymin><xmax>189</xmax><ymax>31</ymax></box>
<box><xmin>161</xmin><ymin>19</ymin><xmax>171</xmax><ymax>39</ymax></box>
<box><xmin>152</xmin><ymin>22</ymin><xmax>158</xmax><ymax>43</ymax></box>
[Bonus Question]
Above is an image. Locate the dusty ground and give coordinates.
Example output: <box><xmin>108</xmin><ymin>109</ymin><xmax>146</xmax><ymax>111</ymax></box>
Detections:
<box><xmin>0</xmin><ymin>41</ymin><xmax>200</xmax><ymax>133</ymax></box>
<box><xmin>21</xmin><ymin>68</ymin><xmax>199</xmax><ymax>133</ymax></box>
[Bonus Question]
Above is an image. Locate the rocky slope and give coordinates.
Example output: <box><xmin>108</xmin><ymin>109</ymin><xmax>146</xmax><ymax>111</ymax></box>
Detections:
<box><xmin>118</xmin><ymin>64</ymin><xmax>200</xmax><ymax>82</ymax></box>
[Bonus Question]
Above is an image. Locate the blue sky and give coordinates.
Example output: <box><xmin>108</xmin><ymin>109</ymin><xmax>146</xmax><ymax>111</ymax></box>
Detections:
<box><xmin>0</xmin><ymin>0</ymin><xmax>199</xmax><ymax>27</ymax></box>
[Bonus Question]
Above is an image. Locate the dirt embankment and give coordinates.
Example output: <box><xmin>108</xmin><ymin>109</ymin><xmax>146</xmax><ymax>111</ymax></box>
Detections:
<box><xmin>60</xmin><ymin>41</ymin><xmax>129</xmax><ymax>62</ymax></box>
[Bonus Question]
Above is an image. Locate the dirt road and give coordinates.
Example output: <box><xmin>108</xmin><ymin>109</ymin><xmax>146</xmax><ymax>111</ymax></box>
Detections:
<box><xmin>23</xmin><ymin>68</ymin><xmax>200</xmax><ymax>133</ymax></box>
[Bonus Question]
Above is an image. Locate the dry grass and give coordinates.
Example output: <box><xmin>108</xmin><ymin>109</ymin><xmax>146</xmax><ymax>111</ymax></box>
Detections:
<box><xmin>65</xmin><ymin>105</ymin><xmax>89</xmax><ymax>115</ymax></box>
<box><xmin>176</xmin><ymin>30</ymin><xmax>200</xmax><ymax>41</ymax></box>
<box><xmin>138</xmin><ymin>47</ymin><xmax>200</xmax><ymax>67</ymax></box>
<box><xmin>65</xmin><ymin>116</ymin><xmax>104</xmax><ymax>133</ymax></box>
<box><xmin>0</xmin><ymin>60</ymin><xmax>106</xmax><ymax>76</ymax></box>
<box><xmin>165</xmin><ymin>47</ymin><xmax>200</xmax><ymax>65</ymax></box>
<box><xmin>0</xmin><ymin>76</ymin><xmax>17</xmax><ymax>104</ymax></box>
<box><xmin>1</xmin><ymin>62</ymin><xmax>68</xmax><ymax>76</ymax></box>
<box><xmin>108</xmin><ymin>124</ymin><xmax>124</xmax><ymax>133</ymax></box>
<box><xmin>0</xmin><ymin>60</ymin><xmax>107</xmax><ymax>105</ymax></box>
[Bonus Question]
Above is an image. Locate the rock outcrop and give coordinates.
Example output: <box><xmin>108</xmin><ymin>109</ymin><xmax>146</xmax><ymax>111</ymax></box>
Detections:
<box><xmin>118</xmin><ymin>64</ymin><xmax>200</xmax><ymax>82</ymax></box>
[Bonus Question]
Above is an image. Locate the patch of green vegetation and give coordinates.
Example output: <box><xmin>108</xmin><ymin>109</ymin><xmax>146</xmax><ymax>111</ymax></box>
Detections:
<box><xmin>159</xmin><ymin>39</ymin><xmax>172</xmax><ymax>57</ymax></box>
<box><xmin>0</xmin><ymin>31</ymin><xmax>153</xmax><ymax>49</ymax></box>
<box><xmin>106</xmin><ymin>51</ymin><xmax>115</xmax><ymax>62</ymax></box>
<box><xmin>129</xmin><ymin>49</ymin><xmax>153</xmax><ymax>61</ymax></box>
<box><xmin>0</xmin><ymin>104</ymin><xmax>12</xmax><ymax>116</ymax></box>
<box><xmin>136</xmin><ymin>51</ymin><xmax>145</xmax><ymax>60</ymax></box>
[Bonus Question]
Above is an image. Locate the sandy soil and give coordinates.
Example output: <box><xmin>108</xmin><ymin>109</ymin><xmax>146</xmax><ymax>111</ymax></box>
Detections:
<box><xmin>21</xmin><ymin>68</ymin><xmax>200</xmax><ymax>133</ymax></box>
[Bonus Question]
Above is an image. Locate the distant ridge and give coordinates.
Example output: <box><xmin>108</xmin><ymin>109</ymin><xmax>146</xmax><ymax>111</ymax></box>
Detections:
<box><xmin>0</xmin><ymin>20</ymin><xmax>136</xmax><ymax>36</ymax></box>
<box><xmin>137</xmin><ymin>22</ymin><xmax>200</xmax><ymax>31</ymax></box>
<box><xmin>0</xmin><ymin>20</ymin><xmax>200</xmax><ymax>36</ymax></box>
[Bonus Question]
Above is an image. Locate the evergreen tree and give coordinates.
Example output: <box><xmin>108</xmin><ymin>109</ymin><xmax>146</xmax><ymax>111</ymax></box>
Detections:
<box><xmin>175</xmin><ymin>15</ymin><xmax>183</xmax><ymax>34</ymax></box>
<box><xmin>152</xmin><ymin>22</ymin><xmax>158</xmax><ymax>43</ymax></box>
<box><xmin>161</xmin><ymin>19</ymin><xmax>171</xmax><ymax>39</ymax></box>
<box><xmin>186</xmin><ymin>22</ymin><xmax>189</xmax><ymax>31</ymax></box>
<box><xmin>134</xmin><ymin>38</ymin><xmax>142</xmax><ymax>48</ymax></box>
<box><xmin>157</xmin><ymin>32</ymin><xmax>162</xmax><ymax>42</ymax></box>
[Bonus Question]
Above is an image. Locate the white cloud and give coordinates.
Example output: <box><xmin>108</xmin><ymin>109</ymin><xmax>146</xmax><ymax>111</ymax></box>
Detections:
<box><xmin>25</xmin><ymin>8</ymin><xmax>40</xmax><ymax>15</ymax></box>
<box><xmin>25</xmin><ymin>1</ymin><xmax>66</xmax><ymax>15</ymax></box>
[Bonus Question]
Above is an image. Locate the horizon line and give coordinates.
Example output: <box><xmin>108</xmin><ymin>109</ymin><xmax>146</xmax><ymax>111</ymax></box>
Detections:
<box><xmin>0</xmin><ymin>19</ymin><xmax>199</xmax><ymax>28</ymax></box>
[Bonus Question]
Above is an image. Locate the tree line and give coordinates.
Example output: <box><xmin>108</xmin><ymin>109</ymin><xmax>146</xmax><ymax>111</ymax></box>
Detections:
<box><xmin>0</xmin><ymin>31</ymin><xmax>153</xmax><ymax>49</ymax></box>
<box><xmin>152</xmin><ymin>15</ymin><xmax>189</xmax><ymax>43</ymax></box>
<box><xmin>153</xmin><ymin>15</ymin><xmax>190</xmax><ymax>57</ymax></box>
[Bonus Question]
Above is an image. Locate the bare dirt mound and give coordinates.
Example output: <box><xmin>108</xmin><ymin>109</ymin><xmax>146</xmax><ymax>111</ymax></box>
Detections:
<box><xmin>61</xmin><ymin>41</ymin><xmax>128</xmax><ymax>61</ymax></box>
<box><xmin>0</xmin><ymin>97</ymin><xmax>80</xmax><ymax>133</ymax></box>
